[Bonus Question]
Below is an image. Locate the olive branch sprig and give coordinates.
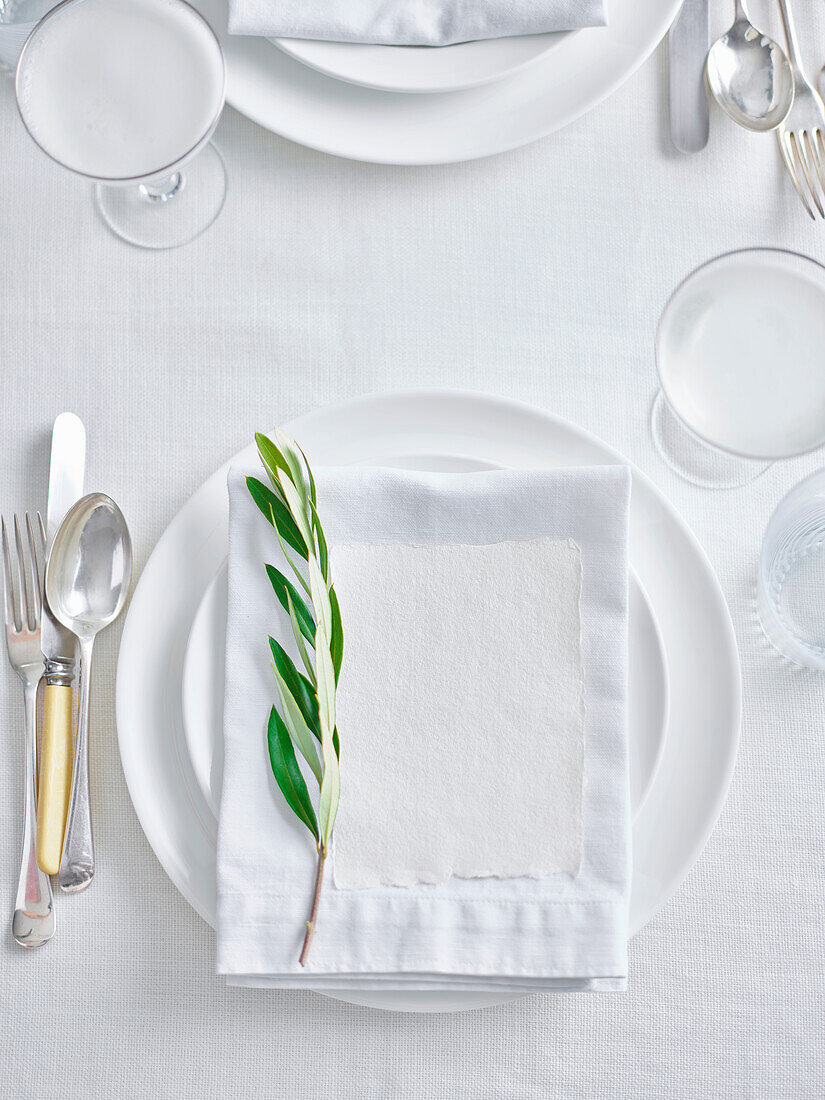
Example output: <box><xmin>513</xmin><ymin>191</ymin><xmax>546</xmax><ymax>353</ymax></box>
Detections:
<box><xmin>247</xmin><ymin>429</ymin><xmax>343</xmax><ymax>966</ymax></box>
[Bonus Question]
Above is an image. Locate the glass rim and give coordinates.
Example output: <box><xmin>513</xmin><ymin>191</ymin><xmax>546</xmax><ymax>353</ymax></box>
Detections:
<box><xmin>655</xmin><ymin>247</ymin><xmax>825</xmax><ymax>464</ymax></box>
<box><xmin>14</xmin><ymin>0</ymin><xmax>227</xmax><ymax>185</ymax></box>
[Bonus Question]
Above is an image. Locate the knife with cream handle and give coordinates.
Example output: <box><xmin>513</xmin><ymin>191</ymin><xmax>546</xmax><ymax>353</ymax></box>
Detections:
<box><xmin>36</xmin><ymin>413</ymin><xmax>86</xmax><ymax>875</ymax></box>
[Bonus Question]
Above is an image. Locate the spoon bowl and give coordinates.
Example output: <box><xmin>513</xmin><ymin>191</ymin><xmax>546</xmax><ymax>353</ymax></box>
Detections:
<box><xmin>706</xmin><ymin>12</ymin><xmax>794</xmax><ymax>132</ymax></box>
<box><xmin>46</xmin><ymin>492</ymin><xmax>132</xmax><ymax>635</ymax></box>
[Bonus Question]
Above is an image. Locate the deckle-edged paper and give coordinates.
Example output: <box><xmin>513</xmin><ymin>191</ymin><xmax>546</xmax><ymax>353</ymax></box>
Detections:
<box><xmin>331</xmin><ymin>536</ymin><xmax>584</xmax><ymax>890</ymax></box>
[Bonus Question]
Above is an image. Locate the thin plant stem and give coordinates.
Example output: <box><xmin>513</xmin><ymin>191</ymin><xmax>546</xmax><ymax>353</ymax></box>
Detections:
<box><xmin>299</xmin><ymin>846</ymin><xmax>327</xmax><ymax>966</ymax></box>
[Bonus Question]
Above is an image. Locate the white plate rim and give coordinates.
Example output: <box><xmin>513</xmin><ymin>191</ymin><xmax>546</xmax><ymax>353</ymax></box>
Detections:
<box><xmin>198</xmin><ymin>0</ymin><xmax>682</xmax><ymax>165</ymax></box>
<box><xmin>116</xmin><ymin>389</ymin><xmax>741</xmax><ymax>1013</ymax></box>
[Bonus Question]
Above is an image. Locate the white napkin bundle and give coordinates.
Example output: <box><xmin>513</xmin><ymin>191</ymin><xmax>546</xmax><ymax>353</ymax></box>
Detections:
<box><xmin>217</xmin><ymin>464</ymin><xmax>631</xmax><ymax>992</ymax></box>
<box><xmin>228</xmin><ymin>0</ymin><xmax>607</xmax><ymax>47</ymax></box>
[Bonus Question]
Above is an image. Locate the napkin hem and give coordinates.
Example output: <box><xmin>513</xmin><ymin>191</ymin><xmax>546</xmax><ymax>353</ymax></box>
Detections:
<box><xmin>218</xmin><ymin>892</ymin><xmax>628</xmax><ymax>978</ymax></box>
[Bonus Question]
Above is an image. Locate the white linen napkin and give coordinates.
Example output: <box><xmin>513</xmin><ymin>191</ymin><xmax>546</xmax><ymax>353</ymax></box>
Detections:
<box><xmin>228</xmin><ymin>0</ymin><xmax>607</xmax><ymax>46</ymax></box>
<box><xmin>217</xmin><ymin>464</ymin><xmax>631</xmax><ymax>991</ymax></box>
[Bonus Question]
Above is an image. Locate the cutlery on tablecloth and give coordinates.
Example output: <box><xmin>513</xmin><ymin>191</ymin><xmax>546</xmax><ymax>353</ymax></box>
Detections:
<box><xmin>775</xmin><ymin>0</ymin><xmax>825</xmax><ymax>219</ymax></box>
<box><xmin>46</xmin><ymin>493</ymin><xmax>132</xmax><ymax>893</ymax></box>
<box><xmin>2</xmin><ymin>513</ymin><xmax>55</xmax><ymax>947</ymax></box>
<box><xmin>37</xmin><ymin>413</ymin><xmax>85</xmax><ymax>876</ymax></box>
<box><xmin>706</xmin><ymin>0</ymin><xmax>793</xmax><ymax>133</ymax></box>
<box><xmin>669</xmin><ymin>0</ymin><xmax>710</xmax><ymax>153</ymax></box>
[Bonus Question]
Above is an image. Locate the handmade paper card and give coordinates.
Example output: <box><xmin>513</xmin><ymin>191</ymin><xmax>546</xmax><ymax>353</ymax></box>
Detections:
<box><xmin>331</xmin><ymin>537</ymin><xmax>584</xmax><ymax>890</ymax></box>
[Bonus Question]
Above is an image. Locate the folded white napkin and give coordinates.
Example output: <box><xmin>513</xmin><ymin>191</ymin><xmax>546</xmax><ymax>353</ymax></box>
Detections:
<box><xmin>228</xmin><ymin>0</ymin><xmax>607</xmax><ymax>47</ymax></box>
<box><xmin>217</xmin><ymin>464</ymin><xmax>631</xmax><ymax>991</ymax></box>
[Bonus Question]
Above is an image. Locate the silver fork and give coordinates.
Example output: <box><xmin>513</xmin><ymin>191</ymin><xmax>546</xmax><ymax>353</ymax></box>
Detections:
<box><xmin>2</xmin><ymin>514</ymin><xmax>55</xmax><ymax>947</ymax></box>
<box><xmin>776</xmin><ymin>0</ymin><xmax>825</xmax><ymax>220</ymax></box>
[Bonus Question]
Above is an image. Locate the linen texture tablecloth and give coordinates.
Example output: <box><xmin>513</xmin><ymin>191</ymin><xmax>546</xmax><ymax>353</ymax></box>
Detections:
<box><xmin>1</xmin><ymin>2</ymin><xmax>825</xmax><ymax>1094</ymax></box>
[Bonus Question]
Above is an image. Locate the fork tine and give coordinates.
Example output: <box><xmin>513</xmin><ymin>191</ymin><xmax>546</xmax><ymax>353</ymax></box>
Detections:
<box><xmin>809</xmin><ymin>130</ymin><xmax>825</xmax><ymax>201</ymax></box>
<box><xmin>12</xmin><ymin>516</ymin><xmax>33</xmax><ymax>633</ymax></box>
<box><xmin>25</xmin><ymin>514</ymin><xmax>42</xmax><ymax>630</ymax></box>
<box><xmin>36</xmin><ymin>512</ymin><xmax>47</xmax><ymax>604</ymax></box>
<box><xmin>790</xmin><ymin>131</ymin><xmax>824</xmax><ymax>217</ymax></box>
<box><xmin>37</xmin><ymin>511</ymin><xmax>47</xmax><ymax>558</ymax></box>
<box><xmin>779</xmin><ymin>132</ymin><xmax>816</xmax><ymax>220</ymax></box>
<box><xmin>801</xmin><ymin>130</ymin><xmax>825</xmax><ymax>211</ymax></box>
<box><xmin>1</xmin><ymin>518</ymin><xmax>19</xmax><ymax>632</ymax></box>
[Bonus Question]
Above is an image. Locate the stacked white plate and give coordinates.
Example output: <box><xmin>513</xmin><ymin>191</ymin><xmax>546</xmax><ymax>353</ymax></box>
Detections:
<box><xmin>270</xmin><ymin>31</ymin><xmax>569</xmax><ymax>95</ymax></box>
<box><xmin>116</xmin><ymin>391</ymin><xmax>741</xmax><ymax>1014</ymax></box>
<box><xmin>190</xmin><ymin>0</ymin><xmax>681</xmax><ymax>163</ymax></box>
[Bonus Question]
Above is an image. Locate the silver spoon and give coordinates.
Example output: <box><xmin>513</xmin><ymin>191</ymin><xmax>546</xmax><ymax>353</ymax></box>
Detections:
<box><xmin>45</xmin><ymin>493</ymin><xmax>132</xmax><ymax>892</ymax></box>
<box><xmin>706</xmin><ymin>0</ymin><xmax>794</xmax><ymax>132</ymax></box>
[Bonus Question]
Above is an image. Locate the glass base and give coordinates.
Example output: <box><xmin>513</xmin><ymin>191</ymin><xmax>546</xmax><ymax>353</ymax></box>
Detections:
<box><xmin>95</xmin><ymin>142</ymin><xmax>226</xmax><ymax>250</ymax></box>
<box><xmin>650</xmin><ymin>390</ymin><xmax>772</xmax><ymax>490</ymax></box>
<box><xmin>756</xmin><ymin>583</ymin><xmax>825</xmax><ymax>670</ymax></box>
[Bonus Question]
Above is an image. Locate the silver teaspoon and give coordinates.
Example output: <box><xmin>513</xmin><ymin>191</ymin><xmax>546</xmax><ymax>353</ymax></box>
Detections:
<box><xmin>706</xmin><ymin>0</ymin><xmax>794</xmax><ymax>132</ymax></box>
<box><xmin>45</xmin><ymin>493</ymin><xmax>132</xmax><ymax>892</ymax></box>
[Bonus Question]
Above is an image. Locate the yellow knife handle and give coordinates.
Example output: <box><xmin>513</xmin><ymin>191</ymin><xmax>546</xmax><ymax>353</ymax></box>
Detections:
<box><xmin>36</xmin><ymin>684</ymin><xmax>73</xmax><ymax>875</ymax></box>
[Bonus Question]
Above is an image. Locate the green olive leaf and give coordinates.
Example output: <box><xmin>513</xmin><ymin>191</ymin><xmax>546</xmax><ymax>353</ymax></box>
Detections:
<box><xmin>308</xmin><ymin>498</ymin><xmax>329</xmax><ymax>580</ymax></box>
<box><xmin>296</xmin><ymin>444</ymin><xmax>317</xmax><ymax>507</ymax></box>
<box><xmin>265</xmin><ymin>565</ymin><xmax>315</xmax><ymax>646</ymax></box>
<box><xmin>267</xmin><ymin>707</ymin><xmax>319</xmax><ymax>841</ymax></box>
<box><xmin>256</xmin><ymin>432</ymin><xmax>292</xmax><ymax>486</ymax></box>
<box><xmin>247</xmin><ymin>477</ymin><xmax>307</xmax><ymax>558</ymax></box>
<box><xmin>272</xmin><ymin>525</ymin><xmax>312</xmax><ymax>600</ymax></box>
<box><xmin>274</xmin><ymin>428</ymin><xmax>310</xmax><ymax>508</ymax></box>
<box><xmin>329</xmin><ymin>585</ymin><xmax>344</xmax><ymax>684</ymax></box>
<box><xmin>316</xmin><ymin>633</ymin><xmax>340</xmax><ymax>848</ymax></box>
<box><xmin>277</xmin><ymin>469</ymin><xmax>314</xmax><ymax>550</ymax></box>
<box><xmin>273</xmin><ymin>664</ymin><xmax>322</xmax><ymax>784</ymax></box>
<box><xmin>269</xmin><ymin>637</ymin><xmax>320</xmax><ymax>739</ymax></box>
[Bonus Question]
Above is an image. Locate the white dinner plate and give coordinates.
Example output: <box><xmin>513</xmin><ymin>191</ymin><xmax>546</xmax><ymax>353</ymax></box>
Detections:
<box><xmin>270</xmin><ymin>33</ymin><xmax>567</xmax><ymax>95</ymax></box>
<box><xmin>181</xmin><ymin>530</ymin><xmax>669</xmax><ymax>823</ymax></box>
<box><xmin>116</xmin><ymin>390</ymin><xmax>741</xmax><ymax>1013</ymax></box>
<box><xmin>193</xmin><ymin>0</ymin><xmax>680</xmax><ymax>164</ymax></box>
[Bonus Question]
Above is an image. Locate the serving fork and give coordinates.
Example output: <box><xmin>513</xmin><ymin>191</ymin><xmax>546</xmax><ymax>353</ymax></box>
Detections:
<box><xmin>2</xmin><ymin>514</ymin><xmax>55</xmax><ymax>947</ymax></box>
<box><xmin>775</xmin><ymin>0</ymin><xmax>825</xmax><ymax>220</ymax></box>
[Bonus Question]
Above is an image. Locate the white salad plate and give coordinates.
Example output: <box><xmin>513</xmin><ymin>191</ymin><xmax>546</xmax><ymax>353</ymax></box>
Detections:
<box><xmin>270</xmin><ymin>32</ymin><xmax>567</xmax><ymax>95</ymax></box>
<box><xmin>194</xmin><ymin>0</ymin><xmax>681</xmax><ymax>164</ymax></box>
<box><xmin>116</xmin><ymin>390</ymin><xmax>741</xmax><ymax>1013</ymax></box>
<box><xmin>181</xmin><ymin>524</ymin><xmax>669</xmax><ymax>823</ymax></box>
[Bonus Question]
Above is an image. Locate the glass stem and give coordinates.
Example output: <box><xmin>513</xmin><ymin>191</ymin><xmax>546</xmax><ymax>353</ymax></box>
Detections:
<box><xmin>139</xmin><ymin>171</ymin><xmax>185</xmax><ymax>203</ymax></box>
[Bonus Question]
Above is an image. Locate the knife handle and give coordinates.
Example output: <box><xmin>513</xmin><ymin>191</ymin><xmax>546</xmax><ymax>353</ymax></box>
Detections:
<box><xmin>36</xmin><ymin>684</ymin><xmax>73</xmax><ymax>875</ymax></box>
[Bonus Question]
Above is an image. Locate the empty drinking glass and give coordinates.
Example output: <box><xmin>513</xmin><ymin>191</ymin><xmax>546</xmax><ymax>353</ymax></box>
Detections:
<box><xmin>758</xmin><ymin>468</ymin><xmax>825</xmax><ymax>669</ymax></box>
<box><xmin>652</xmin><ymin>249</ymin><xmax>825</xmax><ymax>489</ymax></box>
<box><xmin>15</xmin><ymin>0</ymin><xmax>227</xmax><ymax>249</ymax></box>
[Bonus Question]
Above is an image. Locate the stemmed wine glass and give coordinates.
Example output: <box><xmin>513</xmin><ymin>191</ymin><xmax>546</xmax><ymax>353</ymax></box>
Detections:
<box><xmin>15</xmin><ymin>0</ymin><xmax>227</xmax><ymax>249</ymax></box>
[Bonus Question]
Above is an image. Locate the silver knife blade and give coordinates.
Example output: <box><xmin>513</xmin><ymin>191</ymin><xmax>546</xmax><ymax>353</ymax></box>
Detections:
<box><xmin>42</xmin><ymin>412</ymin><xmax>86</xmax><ymax>676</ymax></box>
<box><xmin>669</xmin><ymin>0</ymin><xmax>710</xmax><ymax>154</ymax></box>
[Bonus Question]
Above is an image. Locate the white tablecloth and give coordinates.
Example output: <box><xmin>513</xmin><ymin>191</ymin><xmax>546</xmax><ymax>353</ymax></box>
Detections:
<box><xmin>1</xmin><ymin>2</ymin><xmax>825</xmax><ymax>1093</ymax></box>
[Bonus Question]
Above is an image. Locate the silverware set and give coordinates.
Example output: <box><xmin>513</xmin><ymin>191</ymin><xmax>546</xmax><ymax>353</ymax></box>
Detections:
<box><xmin>2</xmin><ymin>418</ymin><xmax>132</xmax><ymax>947</ymax></box>
<box><xmin>773</xmin><ymin>0</ymin><xmax>825</xmax><ymax>220</ymax></box>
<box><xmin>672</xmin><ymin>0</ymin><xmax>825</xmax><ymax>219</ymax></box>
